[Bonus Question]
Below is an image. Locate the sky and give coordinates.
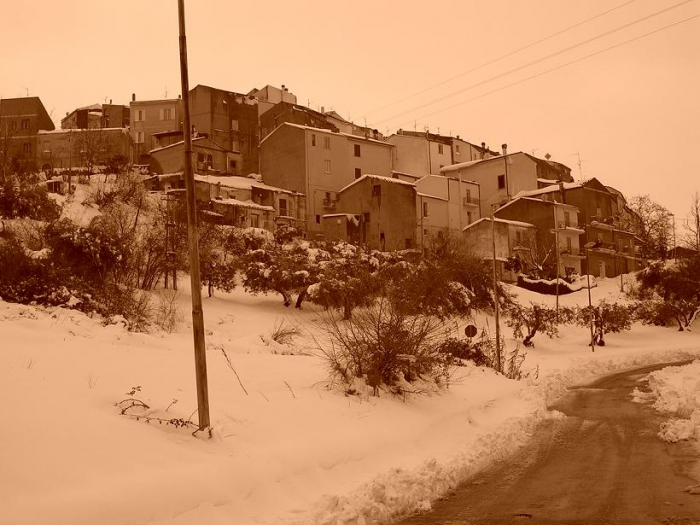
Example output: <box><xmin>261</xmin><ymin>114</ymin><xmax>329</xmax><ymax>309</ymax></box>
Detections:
<box><xmin>2</xmin><ymin>0</ymin><xmax>698</xmax><ymax>223</ymax></box>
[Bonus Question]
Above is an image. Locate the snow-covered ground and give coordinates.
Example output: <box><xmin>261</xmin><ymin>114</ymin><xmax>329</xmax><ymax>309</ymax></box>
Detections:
<box><xmin>2</xmin><ymin>275</ymin><xmax>700</xmax><ymax>525</ymax></box>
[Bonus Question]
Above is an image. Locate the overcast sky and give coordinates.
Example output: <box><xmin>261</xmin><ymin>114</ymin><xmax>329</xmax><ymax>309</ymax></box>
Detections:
<box><xmin>2</xmin><ymin>0</ymin><xmax>698</xmax><ymax>225</ymax></box>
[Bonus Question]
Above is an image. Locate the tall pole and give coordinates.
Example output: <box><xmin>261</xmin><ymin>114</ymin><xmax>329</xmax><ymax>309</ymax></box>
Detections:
<box><xmin>553</xmin><ymin>206</ymin><xmax>560</xmax><ymax>318</ymax></box>
<box><xmin>491</xmin><ymin>209</ymin><xmax>502</xmax><ymax>372</ymax></box>
<box><xmin>178</xmin><ymin>0</ymin><xmax>210</xmax><ymax>431</ymax></box>
<box><xmin>586</xmin><ymin>245</ymin><xmax>595</xmax><ymax>353</ymax></box>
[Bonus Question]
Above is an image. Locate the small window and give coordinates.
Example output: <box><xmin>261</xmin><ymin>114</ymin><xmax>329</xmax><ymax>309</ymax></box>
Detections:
<box><xmin>372</xmin><ymin>185</ymin><xmax>381</xmax><ymax>197</ymax></box>
<box><xmin>422</xmin><ymin>202</ymin><xmax>428</xmax><ymax>217</ymax></box>
<box><xmin>229</xmin><ymin>159</ymin><xmax>237</xmax><ymax>169</ymax></box>
<box><xmin>323</xmin><ymin>136</ymin><xmax>331</xmax><ymax>149</ymax></box>
<box><xmin>325</xmin><ymin>191</ymin><xmax>331</xmax><ymax>201</ymax></box>
<box><xmin>437</xmin><ymin>143</ymin><xmax>444</xmax><ymax>154</ymax></box>
<box><xmin>467</xmin><ymin>211</ymin><xmax>472</xmax><ymax>223</ymax></box>
<box><xmin>10</xmin><ymin>121</ymin><xmax>17</xmax><ymax>131</ymax></box>
<box><xmin>324</xmin><ymin>159</ymin><xmax>331</xmax><ymax>173</ymax></box>
<box><xmin>455</xmin><ymin>144</ymin><xmax>460</xmax><ymax>154</ymax></box>
<box><xmin>498</xmin><ymin>174</ymin><xmax>506</xmax><ymax>190</ymax></box>
<box><xmin>596</xmin><ymin>207</ymin><xmax>602</xmax><ymax>219</ymax></box>
<box><xmin>566</xmin><ymin>237</ymin><xmax>573</xmax><ymax>251</ymax></box>
<box><xmin>134</xmin><ymin>109</ymin><xmax>144</xmax><ymax>122</ymax></box>
<box><xmin>135</xmin><ymin>131</ymin><xmax>144</xmax><ymax>144</ymax></box>
<box><xmin>354</xmin><ymin>144</ymin><xmax>361</xmax><ymax>157</ymax></box>
<box><xmin>311</xmin><ymin>134</ymin><xmax>316</xmax><ymax>146</ymax></box>
<box><xmin>355</xmin><ymin>167</ymin><xmax>362</xmax><ymax>179</ymax></box>
<box><xmin>279</xmin><ymin>198</ymin><xmax>288</xmax><ymax>214</ymax></box>
<box><xmin>405</xmin><ymin>239</ymin><xmax>412</xmax><ymax>249</ymax></box>
<box><xmin>315</xmin><ymin>215</ymin><xmax>321</xmax><ymax>224</ymax></box>
<box><xmin>363</xmin><ymin>212</ymin><xmax>370</xmax><ymax>223</ymax></box>
<box><xmin>160</xmin><ymin>108</ymin><xmax>173</xmax><ymax>120</ymax></box>
<box><xmin>21</xmin><ymin>118</ymin><xmax>30</xmax><ymax>130</ymax></box>
<box><xmin>197</xmin><ymin>153</ymin><xmax>205</xmax><ymax>162</ymax></box>
<box><xmin>564</xmin><ymin>211</ymin><xmax>571</xmax><ymax>227</ymax></box>
<box><xmin>516</xmin><ymin>231</ymin><xmax>522</xmax><ymax>245</ymax></box>
<box><xmin>22</xmin><ymin>142</ymin><xmax>31</xmax><ymax>154</ymax></box>
<box><xmin>231</xmin><ymin>119</ymin><xmax>239</xmax><ymax>131</ymax></box>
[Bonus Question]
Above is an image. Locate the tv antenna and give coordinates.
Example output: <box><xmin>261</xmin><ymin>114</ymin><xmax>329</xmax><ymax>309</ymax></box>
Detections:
<box><xmin>570</xmin><ymin>152</ymin><xmax>585</xmax><ymax>181</ymax></box>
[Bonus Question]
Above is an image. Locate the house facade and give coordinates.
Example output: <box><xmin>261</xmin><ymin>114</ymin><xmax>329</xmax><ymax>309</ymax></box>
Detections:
<box><xmin>387</xmin><ymin>130</ymin><xmax>499</xmax><ymax>176</ymax></box>
<box><xmin>462</xmin><ymin>217</ymin><xmax>537</xmax><ymax>282</ymax></box>
<box><xmin>327</xmin><ymin>174</ymin><xmax>416</xmax><ymax>251</ymax></box>
<box><xmin>260</xmin><ymin>123</ymin><xmax>394</xmax><ymax>237</ymax></box>
<box><xmin>130</xmin><ymin>96</ymin><xmax>183</xmax><ymax>164</ymax></box>
<box><xmin>188</xmin><ymin>85</ymin><xmax>260</xmax><ymax>175</ymax></box>
<box><xmin>0</xmin><ymin>97</ymin><xmax>56</xmax><ymax>173</ymax></box>
<box><xmin>440</xmin><ymin>151</ymin><xmax>573</xmax><ymax>217</ymax></box>
<box><xmin>61</xmin><ymin>102</ymin><xmax>129</xmax><ymax>130</ymax></box>
<box><xmin>149</xmin><ymin>136</ymin><xmax>241</xmax><ymax>176</ymax></box>
<box><xmin>495</xmin><ymin>196</ymin><xmax>585</xmax><ymax>276</ymax></box>
<box><xmin>36</xmin><ymin>128</ymin><xmax>133</xmax><ymax>170</ymax></box>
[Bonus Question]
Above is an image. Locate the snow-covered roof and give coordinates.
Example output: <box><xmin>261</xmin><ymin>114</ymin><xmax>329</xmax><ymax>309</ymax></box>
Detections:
<box><xmin>417</xmin><ymin>192</ymin><xmax>448</xmax><ymax>202</ymax></box>
<box><xmin>514</xmin><ymin>182</ymin><xmax>583</xmax><ymax>199</ymax></box>
<box><xmin>339</xmin><ymin>173</ymin><xmax>415</xmax><ymax>193</ymax></box>
<box><xmin>439</xmin><ymin>159</ymin><xmax>485</xmax><ymax>172</ymax></box>
<box><xmin>149</xmin><ymin>136</ymin><xmax>209</xmax><ymax>154</ymax></box>
<box><xmin>37</xmin><ymin>127</ymin><xmax>129</xmax><ymax>135</ymax></box>
<box><xmin>260</xmin><ymin>122</ymin><xmax>393</xmax><ymax>147</ymax></box>
<box><xmin>212</xmin><ymin>198</ymin><xmax>274</xmax><ymax>212</ymax></box>
<box><xmin>462</xmin><ymin>217</ymin><xmax>535</xmax><ymax>232</ymax></box>
<box><xmin>496</xmin><ymin>196</ymin><xmax>579</xmax><ymax>213</ymax></box>
<box><xmin>194</xmin><ymin>174</ymin><xmax>297</xmax><ymax>195</ymax></box>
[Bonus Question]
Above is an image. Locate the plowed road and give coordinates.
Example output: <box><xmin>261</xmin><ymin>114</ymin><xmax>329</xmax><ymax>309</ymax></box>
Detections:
<box><xmin>395</xmin><ymin>361</ymin><xmax>700</xmax><ymax>525</ymax></box>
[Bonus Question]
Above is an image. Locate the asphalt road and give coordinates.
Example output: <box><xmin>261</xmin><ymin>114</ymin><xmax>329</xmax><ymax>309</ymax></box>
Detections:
<box><xmin>394</xmin><ymin>361</ymin><xmax>700</xmax><ymax>525</ymax></box>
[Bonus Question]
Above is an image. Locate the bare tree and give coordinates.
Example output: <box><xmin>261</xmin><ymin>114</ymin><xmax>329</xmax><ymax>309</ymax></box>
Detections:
<box><xmin>681</xmin><ymin>191</ymin><xmax>700</xmax><ymax>252</ymax></box>
<box><xmin>73</xmin><ymin>125</ymin><xmax>121</xmax><ymax>176</ymax></box>
<box><xmin>618</xmin><ymin>195</ymin><xmax>672</xmax><ymax>260</ymax></box>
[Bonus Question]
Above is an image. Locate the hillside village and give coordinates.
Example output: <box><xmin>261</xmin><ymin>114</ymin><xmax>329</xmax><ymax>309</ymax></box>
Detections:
<box><xmin>0</xmin><ymin>84</ymin><xmax>647</xmax><ymax>282</ymax></box>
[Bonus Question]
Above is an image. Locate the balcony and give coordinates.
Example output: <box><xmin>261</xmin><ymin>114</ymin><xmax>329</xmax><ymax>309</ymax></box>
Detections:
<box><xmin>322</xmin><ymin>198</ymin><xmax>337</xmax><ymax>210</ymax></box>
<box><xmin>462</xmin><ymin>196</ymin><xmax>480</xmax><ymax>207</ymax></box>
<box><xmin>559</xmin><ymin>247</ymin><xmax>586</xmax><ymax>258</ymax></box>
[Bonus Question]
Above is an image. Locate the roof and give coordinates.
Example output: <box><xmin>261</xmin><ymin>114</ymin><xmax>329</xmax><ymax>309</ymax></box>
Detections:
<box><xmin>462</xmin><ymin>217</ymin><xmax>536</xmax><ymax>232</ymax></box>
<box><xmin>260</xmin><ymin>122</ymin><xmax>393</xmax><ymax>147</ymax></box>
<box><xmin>0</xmin><ymin>96</ymin><xmax>55</xmax><ymax>131</ymax></box>
<box><xmin>497</xmin><ymin>195</ymin><xmax>580</xmax><ymax>213</ymax></box>
<box><xmin>339</xmin><ymin>173</ymin><xmax>415</xmax><ymax>193</ymax></box>
<box><xmin>212</xmin><ymin>198</ymin><xmax>274</xmax><ymax>212</ymax></box>
<box><xmin>149</xmin><ymin>136</ymin><xmax>226</xmax><ymax>154</ymax></box>
<box><xmin>194</xmin><ymin>174</ymin><xmax>298</xmax><ymax>195</ymax></box>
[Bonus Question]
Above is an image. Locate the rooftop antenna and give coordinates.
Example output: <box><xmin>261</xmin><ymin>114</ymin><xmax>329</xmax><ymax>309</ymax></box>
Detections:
<box><xmin>413</xmin><ymin>121</ymin><xmax>417</xmax><ymax>132</ymax></box>
<box><xmin>570</xmin><ymin>152</ymin><xmax>585</xmax><ymax>181</ymax></box>
<box><xmin>21</xmin><ymin>86</ymin><xmax>29</xmax><ymax>97</ymax></box>
<box><xmin>531</xmin><ymin>148</ymin><xmax>539</xmax><ymax>156</ymax></box>
<box><xmin>165</xmin><ymin>86</ymin><xmax>169</xmax><ymax>98</ymax></box>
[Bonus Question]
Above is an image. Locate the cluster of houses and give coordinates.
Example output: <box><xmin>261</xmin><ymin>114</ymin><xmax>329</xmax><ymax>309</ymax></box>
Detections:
<box><xmin>0</xmin><ymin>84</ymin><xmax>644</xmax><ymax>281</ymax></box>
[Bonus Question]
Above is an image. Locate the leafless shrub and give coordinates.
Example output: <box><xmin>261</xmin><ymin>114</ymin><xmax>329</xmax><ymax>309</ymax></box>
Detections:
<box><xmin>153</xmin><ymin>289</ymin><xmax>183</xmax><ymax>333</ymax></box>
<box><xmin>269</xmin><ymin>318</ymin><xmax>301</xmax><ymax>346</ymax></box>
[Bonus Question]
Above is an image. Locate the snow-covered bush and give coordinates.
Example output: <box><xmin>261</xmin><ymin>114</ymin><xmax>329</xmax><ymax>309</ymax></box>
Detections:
<box><xmin>0</xmin><ymin>174</ymin><xmax>62</xmax><ymax>221</ymax></box>
<box><xmin>314</xmin><ymin>299</ymin><xmax>453</xmax><ymax>394</ymax></box>
<box><xmin>504</xmin><ymin>302</ymin><xmax>576</xmax><ymax>347</ymax></box>
<box><xmin>575</xmin><ymin>300</ymin><xmax>633</xmax><ymax>346</ymax></box>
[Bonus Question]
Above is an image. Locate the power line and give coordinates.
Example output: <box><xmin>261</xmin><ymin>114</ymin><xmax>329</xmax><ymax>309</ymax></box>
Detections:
<box><xmin>402</xmin><ymin>12</ymin><xmax>700</xmax><ymax>129</ymax></box>
<box><xmin>375</xmin><ymin>0</ymin><xmax>694</xmax><ymax>126</ymax></box>
<box><xmin>364</xmin><ymin>0</ymin><xmax>639</xmax><ymax>118</ymax></box>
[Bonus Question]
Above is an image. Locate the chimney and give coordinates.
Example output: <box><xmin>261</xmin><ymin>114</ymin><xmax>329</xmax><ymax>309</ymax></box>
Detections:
<box><xmin>481</xmin><ymin>142</ymin><xmax>486</xmax><ymax>159</ymax></box>
<box><xmin>109</xmin><ymin>99</ymin><xmax>112</xmax><ymax>105</ymax></box>
<box><xmin>502</xmin><ymin>143</ymin><xmax>508</xmax><ymax>156</ymax></box>
<box><xmin>321</xmin><ymin>106</ymin><xmax>325</xmax><ymax>114</ymax></box>
<box><xmin>558</xmin><ymin>181</ymin><xmax>565</xmax><ymax>204</ymax></box>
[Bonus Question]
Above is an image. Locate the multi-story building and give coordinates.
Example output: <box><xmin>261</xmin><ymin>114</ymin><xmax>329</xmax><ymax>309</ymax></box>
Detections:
<box><xmin>440</xmin><ymin>149</ymin><xmax>573</xmax><ymax>217</ymax></box>
<box><xmin>129</xmin><ymin>95</ymin><xmax>183</xmax><ymax>164</ymax></box>
<box><xmin>260</xmin><ymin>123</ymin><xmax>394</xmax><ymax>237</ymax></box>
<box><xmin>149</xmin><ymin>136</ymin><xmax>240</xmax><ymax>176</ymax></box>
<box><xmin>327</xmin><ymin>174</ymin><xmax>417</xmax><ymax>251</ymax></box>
<box><xmin>188</xmin><ymin>85</ymin><xmax>259</xmax><ymax>175</ymax></box>
<box><xmin>250</xmin><ymin>84</ymin><xmax>297</xmax><ymax>117</ymax></box>
<box><xmin>36</xmin><ymin>127</ymin><xmax>133</xmax><ymax>171</ymax></box>
<box><xmin>259</xmin><ymin>102</ymin><xmax>336</xmax><ymax>141</ymax></box>
<box><xmin>387</xmin><ymin>130</ymin><xmax>499</xmax><ymax>176</ymax></box>
<box><xmin>61</xmin><ymin>102</ymin><xmax>129</xmax><ymax>130</ymax></box>
<box><xmin>462</xmin><ymin>217</ymin><xmax>537</xmax><ymax>282</ymax></box>
<box><xmin>0</xmin><ymin>97</ymin><xmax>55</xmax><ymax>173</ymax></box>
<box><xmin>495</xmin><ymin>196</ymin><xmax>585</xmax><ymax>276</ymax></box>
<box><xmin>515</xmin><ymin>178</ymin><xmax>641</xmax><ymax>277</ymax></box>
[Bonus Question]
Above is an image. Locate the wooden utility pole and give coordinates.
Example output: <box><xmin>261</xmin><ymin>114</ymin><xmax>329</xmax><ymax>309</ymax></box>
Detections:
<box><xmin>490</xmin><ymin>210</ymin><xmax>502</xmax><ymax>372</ymax></box>
<box><xmin>178</xmin><ymin>0</ymin><xmax>210</xmax><ymax>431</ymax></box>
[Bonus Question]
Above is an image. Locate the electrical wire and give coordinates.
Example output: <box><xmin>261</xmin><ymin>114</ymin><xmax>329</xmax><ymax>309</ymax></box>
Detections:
<box><xmin>401</xmin><ymin>12</ymin><xmax>700</xmax><ymax>129</ymax></box>
<box><xmin>363</xmin><ymin>0</ymin><xmax>639</xmax><ymax>118</ymax></box>
<box><xmin>374</xmin><ymin>0</ymin><xmax>695</xmax><ymax>126</ymax></box>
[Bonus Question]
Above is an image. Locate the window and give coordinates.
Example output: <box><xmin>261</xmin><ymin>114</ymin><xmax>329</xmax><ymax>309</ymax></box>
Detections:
<box><xmin>498</xmin><ymin>174</ymin><xmax>506</xmax><ymax>190</ymax></box>
<box><xmin>354</xmin><ymin>144</ymin><xmax>361</xmax><ymax>157</ymax></box>
<box><xmin>250</xmin><ymin>214</ymin><xmax>259</xmax><ymax>228</ymax></box>
<box><xmin>160</xmin><ymin>108</ymin><xmax>173</xmax><ymax>120</ymax></box>
<box><xmin>516</xmin><ymin>231</ymin><xmax>522</xmax><ymax>245</ymax></box>
<box><xmin>135</xmin><ymin>131</ymin><xmax>144</xmax><ymax>144</ymax></box>
<box><xmin>466</xmin><ymin>211</ymin><xmax>472</xmax><ymax>223</ymax></box>
<box><xmin>197</xmin><ymin>153</ymin><xmax>205</xmax><ymax>163</ymax></box>
<box><xmin>279</xmin><ymin>198</ymin><xmax>288</xmax><ymax>215</ymax></box>
<box><xmin>323</xmin><ymin>136</ymin><xmax>331</xmax><ymax>149</ymax></box>
<box><xmin>405</xmin><ymin>239</ymin><xmax>413</xmax><ymax>249</ymax></box>
<box><xmin>134</xmin><ymin>109</ymin><xmax>145</xmax><ymax>122</ymax></box>
<box><xmin>325</xmin><ymin>191</ymin><xmax>331</xmax><ymax>201</ymax></box>
<box><xmin>596</xmin><ymin>207</ymin><xmax>602</xmax><ymax>219</ymax></box>
<box><xmin>564</xmin><ymin>211</ymin><xmax>571</xmax><ymax>227</ymax></box>
<box><xmin>324</xmin><ymin>159</ymin><xmax>331</xmax><ymax>173</ymax></box>
<box><xmin>455</xmin><ymin>144</ymin><xmax>460</xmax><ymax>154</ymax></box>
<box><xmin>22</xmin><ymin>142</ymin><xmax>31</xmax><ymax>154</ymax></box>
<box><xmin>566</xmin><ymin>237</ymin><xmax>573</xmax><ymax>252</ymax></box>
<box><xmin>422</xmin><ymin>202</ymin><xmax>429</xmax><ymax>217</ymax></box>
<box><xmin>363</xmin><ymin>212</ymin><xmax>370</xmax><ymax>223</ymax></box>
<box><xmin>21</xmin><ymin>118</ymin><xmax>30</xmax><ymax>130</ymax></box>
<box><xmin>229</xmin><ymin>159</ymin><xmax>237</xmax><ymax>169</ymax></box>
<box><xmin>311</xmin><ymin>134</ymin><xmax>316</xmax><ymax>147</ymax></box>
<box><xmin>10</xmin><ymin>121</ymin><xmax>17</xmax><ymax>131</ymax></box>
<box><xmin>231</xmin><ymin>119</ymin><xmax>239</xmax><ymax>131</ymax></box>
<box><xmin>437</xmin><ymin>143</ymin><xmax>444</xmax><ymax>154</ymax></box>
<box><xmin>354</xmin><ymin>167</ymin><xmax>362</xmax><ymax>179</ymax></box>
<box><xmin>315</xmin><ymin>215</ymin><xmax>321</xmax><ymax>224</ymax></box>
<box><xmin>372</xmin><ymin>185</ymin><xmax>381</xmax><ymax>197</ymax></box>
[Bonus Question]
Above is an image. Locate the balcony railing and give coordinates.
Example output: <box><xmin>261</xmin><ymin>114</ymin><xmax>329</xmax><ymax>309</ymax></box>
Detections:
<box><xmin>462</xmin><ymin>196</ymin><xmax>480</xmax><ymax>206</ymax></box>
<box><xmin>322</xmin><ymin>198</ymin><xmax>337</xmax><ymax>210</ymax></box>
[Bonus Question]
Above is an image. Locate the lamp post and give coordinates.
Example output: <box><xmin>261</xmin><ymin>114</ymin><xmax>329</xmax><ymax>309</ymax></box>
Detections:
<box><xmin>584</xmin><ymin>240</ymin><xmax>597</xmax><ymax>352</ymax></box>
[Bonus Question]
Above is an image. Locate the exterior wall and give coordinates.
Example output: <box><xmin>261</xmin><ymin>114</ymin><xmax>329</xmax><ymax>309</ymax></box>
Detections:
<box><xmin>149</xmin><ymin>140</ymin><xmax>230</xmax><ymax>175</ymax></box>
<box><xmin>189</xmin><ymin>86</ymin><xmax>260</xmax><ymax>175</ymax></box>
<box><xmin>387</xmin><ymin>134</ymin><xmax>430</xmax><ymax>175</ymax></box>
<box><xmin>415</xmin><ymin>175</ymin><xmax>480</xmax><ymax>233</ymax></box>
<box><xmin>335</xmin><ymin>177</ymin><xmax>416</xmax><ymax>251</ymax></box>
<box><xmin>130</xmin><ymin>98</ymin><xmax>182</xmax><ymax>163</ymax></box>
<box><xmin>451</xmin><ymin>138</ymin><xmax>486</xmax><ymax>162</ymax></box>
<box><xmin>36</xmin><ymin>128</ymin><xmax>133</xmax><ymax>170</ymax></box>
<box><xmin>260</xmin><ymin>124</ymin><xmax>307</xmax><ymax>194</ymax></box>
<box><xmin>0</xmin><ymin>97</ymin><xmax>55</xmax><ymax>171</ymax></box>
<box><xmin>259</xmin><ymin>102</ymin><xmax>336</xmax><ymax>140</ymax></box>
<box><xmin>417</xmin><ymin>194</ymin><xmax>449</xmax><ymax>246</ymax></box>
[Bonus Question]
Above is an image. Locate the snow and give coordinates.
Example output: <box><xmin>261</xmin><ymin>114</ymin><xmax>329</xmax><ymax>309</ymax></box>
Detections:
<box><xmin>2</xmin><ymin>276</ymin><xmax>700</xmax><ymax>525</ymax></box>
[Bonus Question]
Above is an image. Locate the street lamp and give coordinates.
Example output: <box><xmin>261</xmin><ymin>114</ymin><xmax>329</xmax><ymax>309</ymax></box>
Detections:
<box><xmin>584</xmin><ymin>240</ymin><xmax>599</xmax><ymax>352</ymax></box>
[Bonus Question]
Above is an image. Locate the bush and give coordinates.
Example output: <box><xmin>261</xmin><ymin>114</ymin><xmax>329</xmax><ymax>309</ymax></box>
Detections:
<box><xmin>0</xmin><ymin>175</ymin><xmax>62</xmax><ymax>221</ymax></box>
<box><xmin>436</xmin><ymin>337</ymin><xmax>490</xmax><ymax>367</ymax></box>
<box><xmin>504</xmin><ymin>303</ymin><xmax>575</xmax><ymax>347</ymax></box>
<box><xmin>153</xmin><ymin>289</ymin><xmax>183</xmax><ymax>333</ymax></box>
<box><xmin>314</xmin><ymin>299</ymin><xmax>453</xmax><ymax>394</ymax></box>
<box><xmin>576</xmin><ymin>300</ymin><xmax>633</xmax><ymax>345</ymax></box>
<box><xmin>516</xmin><ymin>275</ymin><xmax>576</xmax><ymax>296</ymax></box>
